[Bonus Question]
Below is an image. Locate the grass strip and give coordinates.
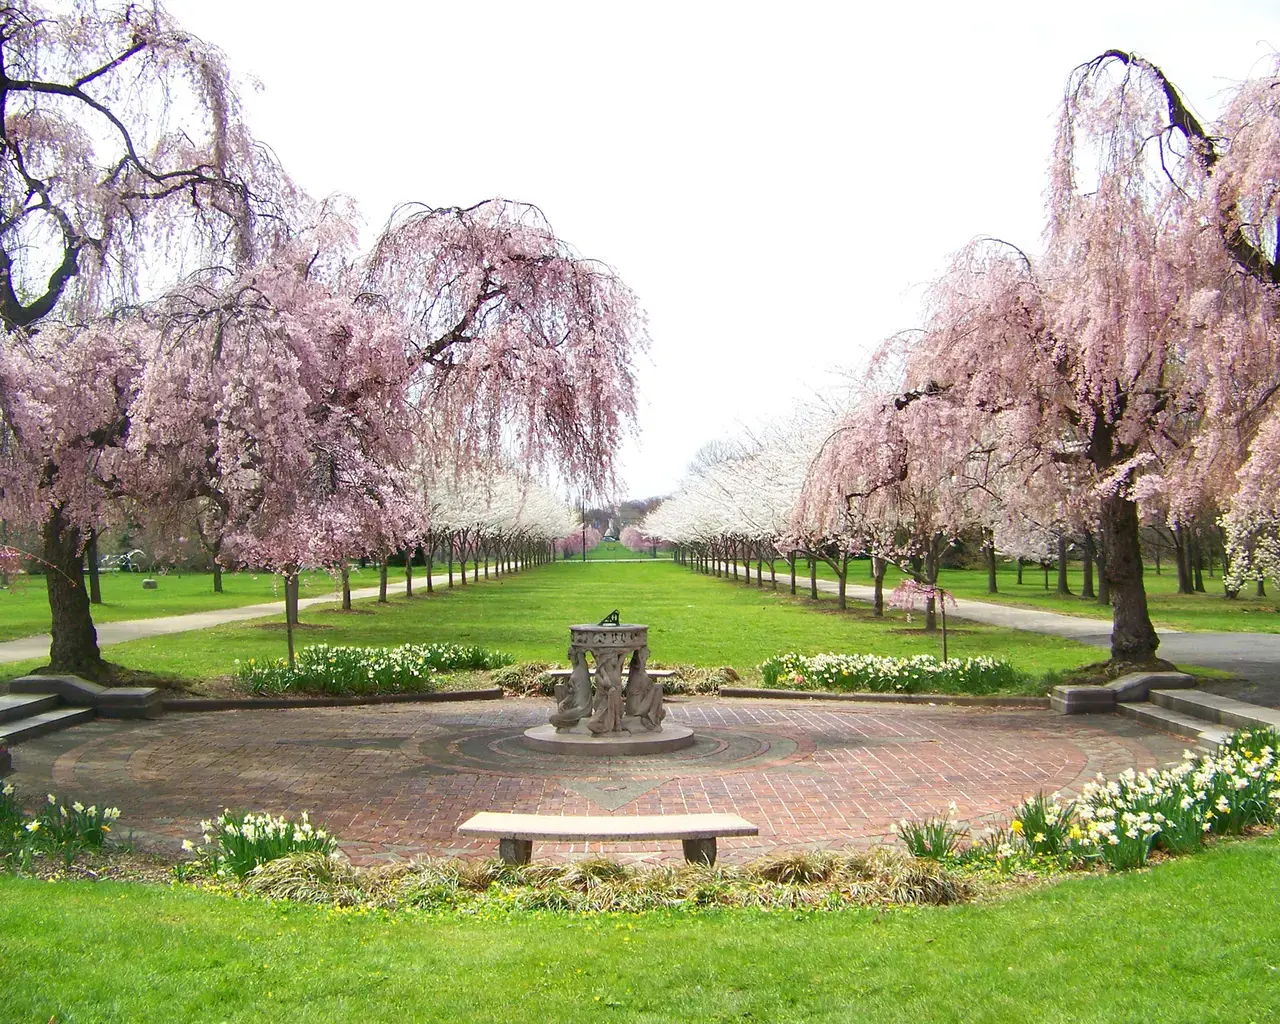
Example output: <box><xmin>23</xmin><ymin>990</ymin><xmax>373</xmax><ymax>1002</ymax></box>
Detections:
<box><xmin>0</xmin><ymin>836</ymin><xmax>1276</xmax><ymax>1022</ymax></box>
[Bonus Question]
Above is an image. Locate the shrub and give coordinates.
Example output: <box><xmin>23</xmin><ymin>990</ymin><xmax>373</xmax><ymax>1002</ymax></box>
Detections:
<box><xmin>759</xmin><ymin>652</ymin><xmax>1025</xmax><ymax>695</ymax></box>
<box><xmin>492</xmin><ymin>662</ymin><xmax>552</xmax><ymax>696</ymax></box>
<box><xmin>192</xmin><ymin>809</ymin><xmax>337</xmax><ymax>878</ymax></box>
<box><xmin>236</xmin><ymin>642</ymin><xmax>514</xmax><ymax>695</ymax></box>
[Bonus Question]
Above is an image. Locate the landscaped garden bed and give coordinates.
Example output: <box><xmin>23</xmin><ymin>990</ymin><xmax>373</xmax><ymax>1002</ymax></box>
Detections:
<box><xmin>759</xmin><ymin>652</ymin><xmax>1033</xmax><ymax>696</ymax></box>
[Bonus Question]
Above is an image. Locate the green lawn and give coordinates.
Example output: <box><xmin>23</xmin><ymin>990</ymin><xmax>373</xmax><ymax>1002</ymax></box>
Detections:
<box><xmin>779</xmin><ymin>557</ymin><xmax>1280</xmax><ymax>633</ymax></box>
<box><xmin>582</xmin><ymin>540</ymin><xmax>662</xmax><ymax>560</ymax></box>
<box><xmin>2</xmin><ymin>837</ymin><xmax>1277</xmax><ymax>1022</ymax></box>
<box><xmin>0</xmin><ymin>567</ymin><xmax>410</xmax><ymax>643</ymax></box>
<box><xmin>3</xmin><ymin>561</ymin><xmax>1109</xmax><ymax>688</ymax></box>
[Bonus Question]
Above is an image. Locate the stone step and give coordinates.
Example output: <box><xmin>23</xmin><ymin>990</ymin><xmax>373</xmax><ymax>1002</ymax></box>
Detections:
<box><xmin>0</xmin><ymin>692</ymin><xmax>60</xmax><ymax>724</ymax></box>
<box><xmin>0</xmin><ymin>706</ymin><xmax>95</xmax><ymax>745</ymax></box>
<box><xmin>1149</xmin><ymin>689</ymin><xmax>1280</xmax><ymax>731</ymax></box>
<box><xmin>1117</xmin><ymin>701</ymin><xmax>1232</xmax><ymax>751</ymax></box>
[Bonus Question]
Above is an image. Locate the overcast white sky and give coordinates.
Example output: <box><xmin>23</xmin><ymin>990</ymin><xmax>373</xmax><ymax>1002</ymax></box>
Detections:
<box><xmin>169</xmin><ymin>0</ymin><xmax>1280</xmax><ymax>500</ymax></box>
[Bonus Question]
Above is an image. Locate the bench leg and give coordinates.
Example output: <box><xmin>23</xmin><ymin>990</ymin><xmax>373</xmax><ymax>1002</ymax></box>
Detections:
<box><xmin>499</xmin><ymin>838</ymin><xmax>532</xmax><ymax>865</ymax></box>
<box><xmin>682</xmin><ymin>838</ymin><xmax>717</xmax><ymax>867</ymax></box>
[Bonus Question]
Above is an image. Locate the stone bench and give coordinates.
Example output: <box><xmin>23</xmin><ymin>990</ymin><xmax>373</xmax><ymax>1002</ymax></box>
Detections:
<box><xmin>457</xmin><ymin>811</ymin><xmax>758</xmax><ymax>866</ymax></box>
<box><xmin>542</xmin><ymin>668</ymin><xmax>677</xmax><ymax>680</ymax></box>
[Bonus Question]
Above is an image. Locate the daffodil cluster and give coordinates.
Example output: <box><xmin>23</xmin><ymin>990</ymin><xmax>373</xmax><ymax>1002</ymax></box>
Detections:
<box><xmin>897</xmin><ymin>728</ymin><xmax>1280</xmax><ymax>874</ymax></box>
<box><xmin>191</xmin><ymin>808</ymin><xmax>337</xmax><ymax>878</ymax></box>
<box><xmin>760</xmin><ymin>652</ymin><xmax>1022</xmax><ymax>695</ymax></box>
<box><xmin>1</xmin><ymin>783</ymin><xmax>121</xmax><ymax>869</ymax></box>
<box><xmin>236</xmin><ymin>641</ymin><xmax>514</xmax><ymax>696</ymax></box>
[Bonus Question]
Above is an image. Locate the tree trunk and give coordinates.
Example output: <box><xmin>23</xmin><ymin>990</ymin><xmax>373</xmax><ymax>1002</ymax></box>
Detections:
<box><xmin>1081</xmin><ymin>533</ymin><xmax>1096</xmax><ymax>600</ymax></box>
<box><xmin>43</xmin><ymin>507</ymin><xmax>103</xmax><ymax>676</ymax></box>
<box><xmin>341</xmin><ymin>566</ymin><xmax>351</xmax><ymax>611</ymax></box>
<box><xmin>809</xmin><ymin>558</ymin><xmax>817</xmax><ymax>600</ymax></box>
<box><xmin>1056</xmin><ymin>534</ymin><xmax>1071</xmax><ymax>595</ymax></box>
<box><xmin>1173</xmin><ymin>525</ymin><xmax>1193</xmax><ymax>595</ymax></box>
<box><xmin>756</xmin><ymin>558</ymin><xmax>763</xmax><ymax>587</ymax></box>
<box><xmin>285</xmin><ymin>573</ymin><xmax>300</xmax><ymax>626</ymax></box>
<box><xmin>789</xmin><ymin>553</ymin><xmax>796</xmax><ymax>595</ymax></box>
<box><xmin>405</xmin><ymin>548</ymin><xmax>414</xmax><ymax>597</ymax></box>
<box><xmin>378</xmin><ymin>559</ymin><xmax>388</xmax><ymax>603</ymax></box>
<box><xmin>836</xmin><ymin>553</ymin><xmax>848</xmax><ymax>610</ymax></box>
<box><xmin>1191</xmin><ymin>530</ymin><xmax>1205</xmax><ymax>593</ymax></box>
<box><xmin>213</xmin><ymin>562</ymin><xmax>224</xmax><ymax>594</ymax></box>
<box><xmin>1259</xmin><ymin>579</ymin><xmax>1268</xmax><ymax>598</ymax></box>
<box><xmin>1099</xmin><ymin>493</ymin><xmax>1159</xmax><ymax>661</ymax></box>
<box><xmin>1096</xmin><ymin>541</ymin><xmax>1111</xmax><ymax>606</ymax></box>
<box><xmin>1016</xmin><ymin>558</ymin><xmax>1023</xmax><ymax>585</ymax></box>
<box><xmin>873</xmin><ymin>556</ymin><xmax>886</xmax><ymax>617</ymax></box>
<box><xmin>284</xmin><ymin>573</ymin><xmax>299</xmax><ymax>668</ymax></box>
<box><xmin>86</xmin><ymin>529</ymin><xmax>102</xmax><ymax>605</ymax></box>
<box><xmin>985</xmin><ymin>533</ymin><xmax>998</xmax><ymax>594</ymax></box>
<box><xmin>924</xmin><ymin>547</ymin><xmax>938</xmax><ymax>631</ymax></box>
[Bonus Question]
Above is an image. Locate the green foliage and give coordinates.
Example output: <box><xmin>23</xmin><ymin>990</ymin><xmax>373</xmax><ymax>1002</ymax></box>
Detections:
<box><xmin>894</xmin><ymin>812</ymin><xmax>968</xmax><ymax>860</ymax></box>
<box><xmin>1</xmin><ymin>784</ymin><xmax>120</xmax><ymax>871</ymax></box>
<box><xmin>235</xmin><ymin>642</ymin><xmax>513</xmax><ymax>695</ymax></box>
<box><xmin>192</xmin><ymin>810</ymin><xmax>337</xmax><ymax>878</ymax></box>
<box><xmin>1010</xmin><ymin>792</ymin><xmax>1085</xmax><ymax>859</ymax></box>
<box><xmin>760</xmin><ymin>652</ymin><xmax>1025</xmax><ymax>694</ymax></box>
<box><xmin>241</xmin><ymin>847</ymin><xmax>968</xmax><ymax>913</ymax></box>
<box><xmin>490</xmin><ymin>661</ymin><xmax>553</xmax><ymax>696</ymax></box>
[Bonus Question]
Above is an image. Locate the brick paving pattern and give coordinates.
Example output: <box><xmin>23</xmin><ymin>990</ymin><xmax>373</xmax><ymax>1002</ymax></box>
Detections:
<box><xmin>6</xmin><ymin>697</ymin><xmax>1189</xmax><ymax>864</ymax></box>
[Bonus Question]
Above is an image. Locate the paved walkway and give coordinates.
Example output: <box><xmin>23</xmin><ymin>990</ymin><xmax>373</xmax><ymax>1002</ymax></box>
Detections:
<box><xmin>0</xmin><ymin>569</ymin><xmax>500</xmax><ymax>665</ymax></box>
<box><xmin>5</xmin><ymin>697</ymin><xmax>1187</xmax><ymax>865</ymax></box>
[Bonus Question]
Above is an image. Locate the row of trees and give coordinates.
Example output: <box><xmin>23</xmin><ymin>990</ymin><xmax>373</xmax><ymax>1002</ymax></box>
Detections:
<box><xmin>644</xmin><ymin>51</ymin><xmax>1280</xmax><ymax>665</ymax></box>
<box><xmin>0</xmin><ymin>1</ymin><xmax>643</xmax><ymax>674</ymax></box>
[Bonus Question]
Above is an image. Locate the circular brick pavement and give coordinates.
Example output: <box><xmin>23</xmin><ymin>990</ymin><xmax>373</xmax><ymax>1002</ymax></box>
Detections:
<box><xmin>6</xmin><ymin>697</ymin><xmax>1190</xmax><ymax>864</ymax></box>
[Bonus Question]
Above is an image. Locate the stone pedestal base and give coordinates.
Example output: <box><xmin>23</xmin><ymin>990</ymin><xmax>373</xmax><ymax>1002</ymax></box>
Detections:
<box><xmin>499</xmin><ymin>837</ymin><xmax>533</xmax><ymax>864</ymax></box>
<box><xmin>522</xmin><ymin>722</ymin><xmax>695</xmax><ymax>756</ymax></box>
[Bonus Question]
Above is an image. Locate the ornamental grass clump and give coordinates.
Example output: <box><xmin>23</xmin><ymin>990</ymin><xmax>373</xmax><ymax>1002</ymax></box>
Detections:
<box><xmin>236</xmin><ymin>642</ymin><xmax>514</xmax><ymax>695</ymax></box>
<box><xmin>759</xmin><ymin>652</ymin><xmax>1024</xmax><ymax>695</ymax></box>
<box><xmin>193</xmin><ymin>809</ymin><xmax>336</xmax><ymax>878</ymax></box>
<box><xmin>240</xmin><ymin>848</ymin><xmax>970</xmax><ymax>913</ymax></box>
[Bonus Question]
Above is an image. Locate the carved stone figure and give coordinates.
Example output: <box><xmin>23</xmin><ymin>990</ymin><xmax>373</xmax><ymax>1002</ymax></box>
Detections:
<box><xmin>550</xmin><ymin>647</ymin><xmax>593</xmax><ymax>727</ymax></box>
<box><xmin>586</xmin><ymin>649</ymin><xmax>625</xmax><ymax>734</ymax></box>
<box><xmin>623</xmin><ymin>646</ymin><xmax>665</xmax><ymax>731</ymax></box>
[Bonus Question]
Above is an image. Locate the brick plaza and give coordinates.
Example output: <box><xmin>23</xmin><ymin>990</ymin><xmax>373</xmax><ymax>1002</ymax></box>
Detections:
<box><xmin>7</xmin><ymin>697</ymin><xmax>1188</xmax><ymax>864</ymax></box>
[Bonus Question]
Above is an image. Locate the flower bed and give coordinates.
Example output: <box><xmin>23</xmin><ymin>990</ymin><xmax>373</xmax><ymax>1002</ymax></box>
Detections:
<box><xmin>190</xmin><ymin>809</ymin><xmax>336</xmax><ymax>878</ymax></box>
<box><xmin>759</xmin><ymin>652</ymin><xmax>1025</xmax><ymax>695</ymax></box>
<box><xmin>2</xmin><ymin>783</ymin><xmax>120</xmax><ymax>871</ymax></box>
<box><xmin>236</xmin><ymin>642</ymin><xmax>513</xmax><ymax>696</ymax></box>
<box><xmin>897</xmin><ymin>727</ymin><xmax>1280</xmax><ymax>872</ymax></box>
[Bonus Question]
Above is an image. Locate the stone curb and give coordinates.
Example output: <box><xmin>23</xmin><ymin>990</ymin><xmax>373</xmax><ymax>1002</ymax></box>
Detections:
<box><xmin>162</xmin><ymin>687</ymin><xmax>503</xmax><ymax>712</ymax></box>
<box><xmin>718</xmin><ymin>687</ymin><xmax>1050</xmax><ymax>708</ymax></box>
